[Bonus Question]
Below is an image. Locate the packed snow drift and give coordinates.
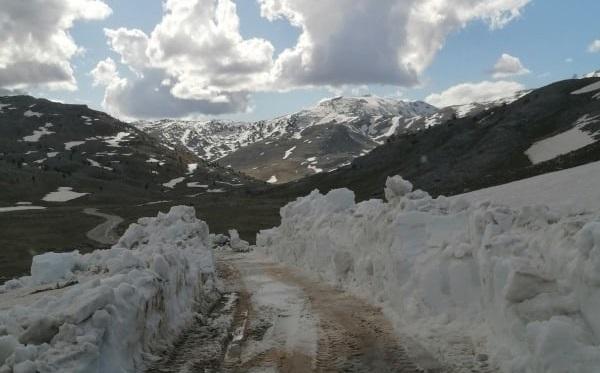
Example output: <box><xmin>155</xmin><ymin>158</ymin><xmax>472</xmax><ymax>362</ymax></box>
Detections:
<box><xmin>257</xmin><ymin>176</ymin><xmax>600</xmax><ymax>373</ymax></box>
<box><xmin>0</xmin><ymin>206</ymin><xmax>219</xmax><ymax>373</ymax></box>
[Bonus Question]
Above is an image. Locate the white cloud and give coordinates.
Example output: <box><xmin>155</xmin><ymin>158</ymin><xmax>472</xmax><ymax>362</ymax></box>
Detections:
<box><xmin>91</xmin><ymin>62</ymin><xmax>250</xmax><ymax>120</ymax></box>
<box><xmin>589</xmin><ymin>40</ymin><xmax>600</xmax><ymax>53</ymax></box>
<box><xmin>90</xmin><ymin>58</ymin><xmax>120</xmax><ymax>87</ymax></box>
<box><xmin>95</xmin><ymin>0</ymin><xmax>530</xmax><ymax>118</ymax></box>
<box><xmin>95</xmin><ymin>0</ymin><xmax>270</xmax><ymax>118</ymax></box>
<box><xmin>262</xmin><ymin>0</ymin><xmax>531</xmax><ymax>88</ymax></box>
<box><xmin>491</xmin><ymin>53</ymin><xmax>530</xmax><ymax>79</ymax></box>
<box><xmin>425</xmin><ymin>80</ymin><xmax>525</xmax><ymax>108</ymax></box>
<box><xmin>0</xmin><ymin>0</ymin><xmax>111</xmax><ymax>91</ymax></box>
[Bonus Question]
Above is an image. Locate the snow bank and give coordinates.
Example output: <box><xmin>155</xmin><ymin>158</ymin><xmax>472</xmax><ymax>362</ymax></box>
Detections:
<box><xmin>228</xmin><ymin>229</ymin><xmax>250</xmax><ymax>252</ymax></box>
<box><xmin>0</xmin><ymin>206</ymin><xmax>218</xmax><ymax>373</ymax></box>
<box><xmin>257</xmin><ymin>177</ymin><xmax>600</xmax><ymax>372</ymax></box>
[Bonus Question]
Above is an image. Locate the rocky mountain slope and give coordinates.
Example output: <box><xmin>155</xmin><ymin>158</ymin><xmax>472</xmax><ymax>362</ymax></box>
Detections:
<box><xmin>136</xmin><ymin>93</ymin><xmax>530</xmax><ymax>184</ymax></box>
<box><xmin>265</xmin><ymin>77</ymin><xmax>600</xmax><ymax>201</ymax></box>
<box><xmin>135</xmin><ymin>96</ymin><xmax>438</xmax><ymax>183</ymax></box>
<box><xmin>0</xmin><ymin>96</ymin><xmax>261</xmax><ymax>279</ymax></box>
<box><xmin>0</xmin><ymin>96</ymin><xmax>252</xmax><ymax>205</ymax></box>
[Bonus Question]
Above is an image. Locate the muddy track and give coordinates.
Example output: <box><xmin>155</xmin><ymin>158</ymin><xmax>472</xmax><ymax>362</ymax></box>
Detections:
<box><xmin>147</xmin><ymin>253</ymin><xmax>489</xmax><ymax>372</ymax></box>
<box><xmin>263</xmin><ymin>263</ymin><xmax>442</xmax><ymax>373</ymax></box>
<box><xmin>145</xmin><ymin>261</ymin><xmax>247</xmax><ymax>373</ymax></box>
<box><xmin>221</xmin><ymin>253</ymin><xmax>446</xmax><ymax>373</ymax></box>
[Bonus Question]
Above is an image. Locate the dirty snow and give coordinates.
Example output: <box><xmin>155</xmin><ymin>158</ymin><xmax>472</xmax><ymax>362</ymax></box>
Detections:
<box><xmin>65</xmin><ymin>141</ymin><xmax>85</xmax><ymax>150</ymax></box>
<box><xmin>258</xmin><ymin>174</ymin><xmax>600</xmax><ymax>372</ymax></box>
<box><xmin>0</xmin><ymin>207</ymin><xmax>218</xmax><ymax>372</ymax></box>
<box><xmin>307</xmin><ymin>165</ymin><xmax>323</xmax><ymax>174</ymax></box>
<box><xmin>0</xmin><ymin>206</ymin><xmax>46</xmax><ymax>213</ymax></box>
<box><xmin>87</xmin><ymin>158</ymin><xmax>113</xmax><ymax>171</ymax></box>
<box><xmin>216</xmin><ymin>181</ymin><xmax>243</xmax><ymax>187</ymax></box>
<box><xmin>525</xmin><ymin>114</ymin><xmax>599</xmax><ymax>164</ymax></box>
<box><xmin>207</xmin><ymin>189</ymin><xmax>226</xmax><ymax>193</ymax></box>
<box><xmin>187</xmin><ymin>182</ymin><xmax>209</xmax><ymax>188</ymax></box>
<box><xmin>42</xmin><ymin>187</ymin><xmax>88</xmax><ymax>202</ymax></box>
<box><xmin>267</xmin><ymin>176</ymin><xmax>278</xmax><ymax>184</ymax></box>
<box><xmin>163</xmin><ymin>177</ymin><xmax>185</xmax><ymax>189</ymax></box>
<box><xmin>138</xmin><ymin>200</ymin><xmax>172</xmax><ymax>206</ymax></box>
<box><xmin>104</xmin><ymin>132</ymin><xmax>131</xmax><ymax>148</ymax></box>
<box><xmin>146</xmin><ymin>158</ymin><xmax>165</xmax><ymax>166</ymax></box>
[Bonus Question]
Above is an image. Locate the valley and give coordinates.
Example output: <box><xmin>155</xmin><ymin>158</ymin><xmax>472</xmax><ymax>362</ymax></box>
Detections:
<box><xmin>1</xmin><ymin>76</ymin><xmax>599</xmax><ymax>281</ymax></box>
<box><xmin>0</xmin><ymin>75</ymin><xmax>599</xmax><ymax>372</ymax></box>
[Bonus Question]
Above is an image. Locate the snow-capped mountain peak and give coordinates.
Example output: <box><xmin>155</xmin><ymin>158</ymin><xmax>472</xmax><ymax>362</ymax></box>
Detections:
<box><xmin>134</xmin><ymin>96</ymin><xmax>438</xmax><ymax>164</ymax></box>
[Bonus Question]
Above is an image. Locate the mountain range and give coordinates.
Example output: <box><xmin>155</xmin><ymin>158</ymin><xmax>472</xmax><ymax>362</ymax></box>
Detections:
<box><xmin>134</xmin><ymin>92</ymin><xmax>529</xmax><ymax>183</ymax></box>
<box><xmin>1</xmin><ymin>74</ymin><xmax>599</xmax><ymax>279</ymax></box>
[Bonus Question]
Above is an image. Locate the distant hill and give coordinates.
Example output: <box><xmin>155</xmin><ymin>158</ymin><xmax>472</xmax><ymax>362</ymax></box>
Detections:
<box><xmin>0</xmin><ymin>95</ymin><xmax>254</xmax><ymax>205</ymax></box>
<box><xmin>264</xmin><ymin>78</ymin><xmax>600</xmax><ymax>201</ymax></box>
<box><xmin>135</xmin><ymin>96</ymin><xmax>439</xmax><ymax>183</ymax></box>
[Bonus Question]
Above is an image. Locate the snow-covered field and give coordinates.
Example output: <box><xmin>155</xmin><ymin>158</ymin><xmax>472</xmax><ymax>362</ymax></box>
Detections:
<box><xmin>457</xmin><ymin>160</ymin><xmax>600</xmax><ymax>213</ymax></box>
<box><xmin>257</xmin><ymin>174</ymin><xmax>600</xmax><ymax>373</ymax></box>
<box><xmin>0</xmin><ymin>207</ymin><xmax>218</xmax><ymax>372</ymax></box>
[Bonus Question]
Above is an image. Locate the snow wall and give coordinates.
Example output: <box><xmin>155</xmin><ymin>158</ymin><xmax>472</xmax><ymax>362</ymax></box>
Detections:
<box><xmin>0</xmin><ymin>206</ymin><xmax>218</xmax><ymax>373</ymax></box>
<box><xmin>257</xmin><ymin>176</ymin><xmax>600</xmax><ymax>373</ymax></box>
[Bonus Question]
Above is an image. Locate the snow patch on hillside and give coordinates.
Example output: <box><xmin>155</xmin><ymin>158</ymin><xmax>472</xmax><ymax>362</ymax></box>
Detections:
<box><xmin>283</xmin><ymin>146</ymin><xmax>296</xmax><ymax>160</ymax></box>
<box><xmin>104</xmin><ymin>132</ymin><xmax>131</xmax><ymax>148</ymax></box>
<box><xmin>163</xmin><ymin>177</ymin><xmax>185</xmax><ymax>189</ymax></box>
<box><xmin>65</xmin><ymin>141</ymin><xmax>85</xmax><ymax>150</ymax></box>
<box><xmin>572</xmin><ymin>81</ymin><xmax>600</xmax><ymax>95</ymax></box>
<box><xmin>23</xmin><ymin>126</ymin><xmax>55</xmax><ymax>142</ymax></box>
<box><xmin>257</xmin><ymin>176</ymin><xmax>600</xmax><ymax>372</ymax></box>
<box><xmin>87</xmin><ymin>158</ymin><xmax>113</xmax><ymax>171</ymax></box>
<box><xmin>0</xmin><ymin>206</ymin><xmax>46</xmax><ymax>213</ymax></box>
<box><xmin>0</xmin><ymin>206</ymin><xmax>218</xmax><ymax>372</ymax></box>
<box><xmin>42</xmin><ymin>187</ymin><xmax>88</xmax><ymax>202</ymax></box>
<box><xmin>525</xmin><ymin>114</ymin><xmax>600</xmax><ymax>164</ymax></box>
<box><xmin>23</xmin><ymin>110</ymin><xmax>43</xmax><ymax>118</ymax></box>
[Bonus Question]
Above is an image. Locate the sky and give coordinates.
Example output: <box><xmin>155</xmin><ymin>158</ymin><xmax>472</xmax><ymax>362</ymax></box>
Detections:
<box><xmin>1</xmin><ymin>0</ymin><xmax>599</xmax><ymax>122</ymax></box>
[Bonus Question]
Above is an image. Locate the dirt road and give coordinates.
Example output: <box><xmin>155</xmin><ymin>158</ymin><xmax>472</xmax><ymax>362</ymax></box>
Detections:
<box><xmin>145</xmin><ymin>252</ymin><xmax>445</xmax><ymax>372</ymax></box>
<box><xmin>220</xmin><ymin>252</ymin><xmax>444</xmax><ymax>373</ymax></box>
<box><xmin>83</xmin><ymin>208</ymin><xmax>124</xmax><ymax>245</ymax></box>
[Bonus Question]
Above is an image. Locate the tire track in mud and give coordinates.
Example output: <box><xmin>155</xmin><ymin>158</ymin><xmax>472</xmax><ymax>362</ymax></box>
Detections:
<box><xmin>148</xmin><ymin>253</ymin><xmax>494</xmax><ymax>373</ymax></box>
<box><xmin>264</xmin><ymin>264</ymin><xmax>443</xmax><ymax>373</ymax></box>
<box><xmin>223</xmin><ymin>252</ymin><xmax>447</xmax><ymax>372</ymax></box>
<box><xmin>145</xmin><ymin>260</ymin><xmax>248</xmax><ymax>373</ymax></box>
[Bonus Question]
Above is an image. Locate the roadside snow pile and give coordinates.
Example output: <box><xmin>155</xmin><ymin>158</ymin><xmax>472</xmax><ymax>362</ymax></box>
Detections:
<box><xmin>0</xmin><ymin>206</ymin><xmax>219</xmax><ymax>373</ymax></box>
<box><xmin>257</xmin><ymin>176</ymin><xmax>600</xmax><ymax>373</ymax></box>
<box><xmin>209</xmin><ymin>230</ymin><xmax>250</xmax><ymax>252</ymax></box>
<box><xmin>228</xmin><ymin>229</ymin><xmax>250</xmax><ymax>252</ymax></box>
